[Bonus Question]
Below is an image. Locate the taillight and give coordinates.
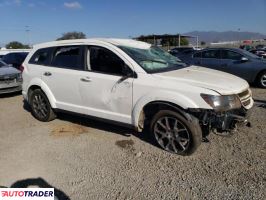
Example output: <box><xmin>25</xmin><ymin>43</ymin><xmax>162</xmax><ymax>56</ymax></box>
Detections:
<box><xmin>19</xmin><ymin>65</ymin><xmax>25</xmax><ymax>72</ymax></box>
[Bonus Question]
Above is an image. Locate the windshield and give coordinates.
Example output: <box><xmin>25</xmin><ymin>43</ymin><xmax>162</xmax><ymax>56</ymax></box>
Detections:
<box><xmin>119</xmin><ymin>45</ymin><xmax>187</xmax><ymax>73</ymax></box>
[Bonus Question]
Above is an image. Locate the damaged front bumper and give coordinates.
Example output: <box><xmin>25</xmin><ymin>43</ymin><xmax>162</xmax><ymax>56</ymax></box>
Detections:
<box><xmin>189</xmin><ymin>107</ymin><xmax>252</xmax><ymax>137</ymax></box>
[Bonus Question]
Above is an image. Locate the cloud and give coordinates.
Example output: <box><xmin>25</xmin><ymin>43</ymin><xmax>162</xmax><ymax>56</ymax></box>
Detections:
<box><xmin>64</xmin><ymin>1</ymin><xmax>82</xmax><ymax>9</ymax></box>
<box><xmin>0</xmin><ymin>0</ymin><xmax>21</xmax><ymax>7</ymax></box>
<box><xmin>14</xmin><ymin>0</ymin><xmax>21</xmax><ymax>6</ymax></box>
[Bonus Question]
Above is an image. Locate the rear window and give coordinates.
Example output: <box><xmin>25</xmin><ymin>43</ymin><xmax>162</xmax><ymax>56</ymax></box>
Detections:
<box><xmin>193</xmin><ymin>52</ymin><xmax>201</xmax><ymax>58</ymax></box>
<box><xmin>29</xmin><ymin>48</ymin><xmax>52</xmax><ymax>65</ymax></box>
<box><xmin>50</xmin><ymin>46</ymin><xmax>84</xmax><ymax>70</ymax></box>
<box><xmin>202</xmin><ymin>50</ymin><xmax>220</xmax><ymax>59</ymax></box>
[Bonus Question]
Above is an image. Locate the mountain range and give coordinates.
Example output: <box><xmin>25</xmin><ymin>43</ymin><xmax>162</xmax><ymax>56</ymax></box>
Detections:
<box><xmin>184</xmin><ymin>31</ymin><xmax>266</xmax><ymax>43</ymax></box>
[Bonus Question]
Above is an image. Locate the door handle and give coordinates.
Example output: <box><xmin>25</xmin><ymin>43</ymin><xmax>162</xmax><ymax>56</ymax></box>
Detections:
<box><xmin>44</xmin><ymin>72</ymin><xmax>52</xmax><ymax>76</ymax></box>
<box><xmin>80</xmin><ymin>77</ymin><xmax>92</xmax><ymax>82</ymax></box>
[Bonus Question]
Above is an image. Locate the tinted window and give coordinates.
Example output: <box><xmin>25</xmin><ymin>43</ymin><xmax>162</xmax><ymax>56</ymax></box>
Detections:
<box><xmin>193</xmin><ymin>52</ymin><xmax>201</xmax><ymax>58</ymax></box>
<box><xmin>2</xmin><ymin>53</ymin><xmax>28</xmax><ymax>64</ymax></box>
<box><xmin>221</xmin><ymin>50</ymin><xmax>242</xmax><ymax>60</ymax></box>
<box><xmin>88</xmin><ymin>46</ymin><xmax>127</xmax><ymax>76</ymax></box>
<box><xmin>51</xmin><ymin>46</ymin><xmax>83</xmax><ymax>70</ymax></box>
<box><xmin>2</xmin><ymin>53</ymin><xmax>15</xmax><ymax>63</ymax></box>
<box><xmin>202</xmin><ymin>50</ymin><xmax>220</xmax><ymax>59</ymax></box>
<box><xmin>29</xmin><ymin>48</ymin><xmax>52</xmax><ymax>65</ymax></box>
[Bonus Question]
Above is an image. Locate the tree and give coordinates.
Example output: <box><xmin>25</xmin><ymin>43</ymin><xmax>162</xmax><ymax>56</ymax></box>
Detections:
<box><xmin>56</xmin><ymin>31</ymin><xmax>86</xmax><ymax>40</ymax></box>
<box><xmin>5</xmin><ymin>41</ymin><xmax>30</xmax><ymax>49</ymax></box>
<box><xmin>180</xmin><ymin>38</ymin><xmax>189</xmax><ymax>46</ymax></box>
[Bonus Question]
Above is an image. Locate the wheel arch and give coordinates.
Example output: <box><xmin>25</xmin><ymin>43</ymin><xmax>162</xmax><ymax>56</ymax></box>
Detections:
<box><xmin>27</xmin><ymin>80</ymin><xmax>57</xmax><ymax>108</ymax></box>
<box><xmin>255</xmin><ymin>69</ymin><xmax>266</xmax><ymax>82</ymax></box>
<box><xmin>133</xmin><ymin>99</ymin><xmax>197</xmax><ymax>132</ymax></box>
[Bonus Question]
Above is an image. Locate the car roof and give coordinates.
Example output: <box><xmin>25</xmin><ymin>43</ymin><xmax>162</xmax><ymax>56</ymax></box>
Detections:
<box><xmin>33</xmin><ymin>38</ymin><xmax>152</xmax><ymax>50</ymax></box>
<box><xmin>199</xmin><ymin>47</ymin><xmax>247</xmax><ymax>53</ymax></box>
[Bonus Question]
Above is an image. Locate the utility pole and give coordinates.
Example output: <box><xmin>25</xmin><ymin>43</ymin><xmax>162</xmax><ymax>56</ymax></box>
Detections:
<box><xmin>25</xmin><ymin>25</ymin><xmax>31</xmax><ymax>48</ymax></box>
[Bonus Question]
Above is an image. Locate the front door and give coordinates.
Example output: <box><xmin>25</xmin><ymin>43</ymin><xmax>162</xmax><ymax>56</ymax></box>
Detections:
<box><xmin>220</xmin><ymin>50</ymin><xmax>253</xmax><ymax>81</ymax></box>
<box><xmin>79</xmin><ymin>46</ymin><xmax>133</xmax><ymax>124</ymax></box>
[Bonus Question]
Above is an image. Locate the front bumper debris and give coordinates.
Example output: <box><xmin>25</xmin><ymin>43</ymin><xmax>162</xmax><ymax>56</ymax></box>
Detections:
<box><xmin>189</xmin><ymin>107</ymin><xmax>252</xmax><ymax>137</ymax></box>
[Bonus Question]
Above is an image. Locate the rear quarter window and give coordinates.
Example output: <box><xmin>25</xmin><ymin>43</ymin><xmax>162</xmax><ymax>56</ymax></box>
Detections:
<box><xmin>29</xmin><ymin>48</ymin><xmax>52</xmax><ymax>65</ymax></box>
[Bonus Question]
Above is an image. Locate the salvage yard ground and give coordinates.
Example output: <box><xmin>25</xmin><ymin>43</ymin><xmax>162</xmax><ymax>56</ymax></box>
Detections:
<box><xmin>0</xmin><ymin>88</ymin><xmax>265</xmax><ymax>200</ymax></box>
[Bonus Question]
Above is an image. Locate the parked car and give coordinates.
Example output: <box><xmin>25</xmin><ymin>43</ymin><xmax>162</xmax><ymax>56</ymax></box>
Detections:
<box><xmin>182</xmin><ymin>48</ymin><xmax>266</xmax><ymax>88</ymax></box>
<box><xmin>169</xmin><ymin>47</ymin><xmax>197</xmax><ymax>62</ymax></box>
<box><xmin>2</xmin><ymin>52</ymin><xmax>28</xmax><ymax>70</ymax></box>
<box><xmin>0</xmin><ymin>60</ymin><xmax>22</xmax><ymax>94</ymax></box>
<box><xmin>249</xmin><ymin>49</ymin><xmax>266</xmax><ymax>59</ymax></box>
<box><xmin>22</xmin><ymin>39</ymin><xmax>253</xmax><ymax>155</ymax></box>
<box><xmin>255</xmin><ymin>45</ymin><xmax>266</xmax><ymax>50</ymax></box>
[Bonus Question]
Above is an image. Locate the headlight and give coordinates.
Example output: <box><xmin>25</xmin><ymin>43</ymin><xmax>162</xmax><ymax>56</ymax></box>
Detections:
<box><xmin>201</xmin><ymin>94</ymin><xmax>241</xmax><ymax>112</ymax></box>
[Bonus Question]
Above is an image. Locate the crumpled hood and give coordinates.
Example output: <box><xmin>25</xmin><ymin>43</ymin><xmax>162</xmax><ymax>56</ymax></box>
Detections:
<box><xmin>154</xmin><ymin>66</ymin><xmax>249</xmax><ymax>95</ymax></box>
<box><xmin>0</xmin><ymin>66</ymin><xmax>20</xmax><ymax>76</ymax></box>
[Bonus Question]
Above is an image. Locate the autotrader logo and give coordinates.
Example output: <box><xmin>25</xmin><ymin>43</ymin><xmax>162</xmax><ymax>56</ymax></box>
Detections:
<box><xmin>0</xmin><ymin>188</ymin><xmax>54</xmax><ymax>200</ymax></box>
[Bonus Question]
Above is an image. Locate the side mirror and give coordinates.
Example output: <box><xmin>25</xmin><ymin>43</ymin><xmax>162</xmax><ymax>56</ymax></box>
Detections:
<box><xmin>122</xmin><ymin>63</ymin><xmax>134</xmax><ymax>78</ymax></box>
<box><xmin>118</xmin><ymin>63</ymin><xmax>137</xmax><ymax>83</ymax></box>
<box><xmin>241</xmin><ymin>57</ymin><xmax>249</xmax><ymax>62</ymax></box>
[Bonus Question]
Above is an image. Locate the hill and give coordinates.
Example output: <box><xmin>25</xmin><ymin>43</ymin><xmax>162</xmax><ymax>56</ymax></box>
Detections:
<box><xmin>185</xmin><ymin>31</ymin><xmax>266</xmax><ymax>43</ymax></box>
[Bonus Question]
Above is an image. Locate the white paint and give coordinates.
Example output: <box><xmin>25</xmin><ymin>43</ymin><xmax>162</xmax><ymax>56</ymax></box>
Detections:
<box><xmin>22</xmin><ymin>38</ymin><xmax>253</xmax><ymax>130</ymax></box>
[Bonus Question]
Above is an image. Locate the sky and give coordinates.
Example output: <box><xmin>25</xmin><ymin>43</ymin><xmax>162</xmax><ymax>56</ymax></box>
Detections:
<box><xmin>0</xmin><ymin>0</ymin><xmax>266</xmax><ymax>46</ymax></box>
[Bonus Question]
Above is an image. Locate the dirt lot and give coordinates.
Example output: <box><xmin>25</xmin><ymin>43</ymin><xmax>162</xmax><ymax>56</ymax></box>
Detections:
<box><xmin>0</xmin><ymin>88</ymin><xmax>265</xmax><ymax>200</ymax></box>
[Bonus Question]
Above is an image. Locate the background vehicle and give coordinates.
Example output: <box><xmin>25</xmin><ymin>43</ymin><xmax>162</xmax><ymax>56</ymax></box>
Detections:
<box><xmin>183</xmin><ymin>48</ymin><xmax>266</xmax><ymax>88</ymax></box>
<box><xmin>22</xmin><ymin>39</ymin><xmax>253</xmax><ymax>155</ymax></box>
<box><xmin>169</xmin><ymin>47</ymin><xmax>197</xmax><ymax>62</ymax></box>
<box><xmin>255</xmin><ymin>45</ymin><xmax>266</xmax><ymax>50</ymax></box>
<box><xmin>2</xmin><ymin>52</ymin><xmax>28</xmax><ymax>70</ymax></box>
<box><xmin>0</xmin><ymin>60</ymin><xmax>22</xmax><ymax>94</ymax></box>
<box><xmin>249</xmin><ymin>49</ymin><xmax>266</xmax><ymax>59</ymax></box>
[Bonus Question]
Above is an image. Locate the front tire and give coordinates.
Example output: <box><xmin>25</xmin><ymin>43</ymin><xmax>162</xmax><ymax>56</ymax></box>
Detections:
<box><xmin>29</xmin><ymin>89</ymin><xmax>56</xmax><ymax>122</ymax></box>
<box><xmin>150</xmin><ymin>110</ymin><xmax>202</xmax><ymax>155</ymax></box>
<box><xmin>257</xmin><ymin>71</ymin><xmax>266</xmax><ymax>88</ymax></box>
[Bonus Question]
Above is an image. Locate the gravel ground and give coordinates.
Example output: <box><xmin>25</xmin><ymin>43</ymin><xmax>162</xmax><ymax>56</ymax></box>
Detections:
<box><xmin>0</xmin><ymin>88</ymin><xmax>265</xmax><ymax>200</ymax></box>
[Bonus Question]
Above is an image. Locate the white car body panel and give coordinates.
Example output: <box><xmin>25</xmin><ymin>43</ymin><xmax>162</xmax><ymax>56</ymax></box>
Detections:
<box><xmin>22</xmin><ymin>38</ymin><xmax>253</xmax><ymax>129</ymax></box>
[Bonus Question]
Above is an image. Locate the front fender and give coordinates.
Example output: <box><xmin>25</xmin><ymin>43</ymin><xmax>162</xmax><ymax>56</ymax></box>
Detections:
<box><xmin>132</xmin><ymin>90</ymin><xmax>211</xmax><ymax>128</ymax></box>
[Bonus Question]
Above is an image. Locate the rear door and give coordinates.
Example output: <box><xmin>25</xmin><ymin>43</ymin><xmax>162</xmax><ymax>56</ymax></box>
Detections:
<box><xmin>41</xmin><ymin>45</ymin><xmax>86</xmax><ymax>112</ymax></box>
<box><xmin>200</xmin><ymin>49</ymin><xmax>221</xmax><ymax>70</ymax></box>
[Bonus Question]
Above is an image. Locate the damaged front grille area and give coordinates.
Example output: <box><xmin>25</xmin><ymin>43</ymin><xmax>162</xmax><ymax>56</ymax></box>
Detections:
<box><xmin>0</xmin><ymin>74</ymin><xmax>18</xmax><ymax>84</ymax></box>
<box><xmin>189</xmin><ymin>107</ymin><xmax>250</xmax><ymax>138</ymax></box>
<box><xmin>238</xmin><ymin>89</ymin><xmax>252</xmax><ymax>109</ymax></box>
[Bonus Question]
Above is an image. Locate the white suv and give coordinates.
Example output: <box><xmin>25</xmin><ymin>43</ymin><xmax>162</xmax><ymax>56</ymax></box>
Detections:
<box><xmin>22</xmin><ymin>39</ymin><xmax>253</xmax><ymax>155</ymax></box>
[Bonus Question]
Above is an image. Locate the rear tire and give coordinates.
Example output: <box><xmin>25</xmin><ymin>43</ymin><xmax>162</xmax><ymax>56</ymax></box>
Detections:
<box><xmin>257</xmin><ymin>71</ymin><xmax>266</xmax><ymax>88</ymax></box>
<box><xmin>150</xmin><ymin>110</ymin><xmax>202</xmax><ymax>156</ymax></box>
<box><xmin>29</xmin><ymin>89</ymin><xmax>56</xmax><ymax>122</ymax></box>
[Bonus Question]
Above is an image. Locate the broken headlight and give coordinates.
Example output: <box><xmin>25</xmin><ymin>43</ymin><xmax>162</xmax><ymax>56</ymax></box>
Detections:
<box><xmin>201</xmin><ymin>94</ymin><xmax>241</xmax><ymax>112</ymax></box>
